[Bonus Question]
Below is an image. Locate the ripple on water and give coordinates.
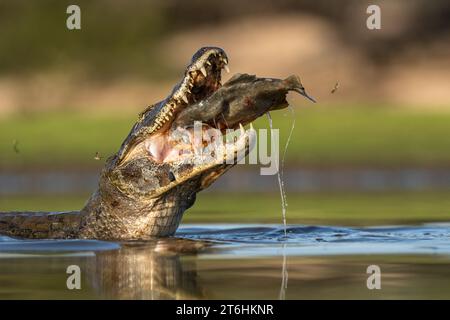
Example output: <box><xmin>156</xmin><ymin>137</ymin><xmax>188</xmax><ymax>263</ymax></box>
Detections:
<box><xmin>176</xmin><ymin>223</ymin><xmax>450</xmax><ymax>257</ymax></box>
<box><xmin>1</xmin><ymin>223</ymin><xmax>450</xmax><ymax>257</ymax></box>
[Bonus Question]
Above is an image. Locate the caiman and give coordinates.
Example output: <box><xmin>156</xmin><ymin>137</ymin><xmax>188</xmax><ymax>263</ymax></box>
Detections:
<box><xmin>0</xmin><ymin>47</ymin><xmax>314</xmax><ymax>240</ymax></box>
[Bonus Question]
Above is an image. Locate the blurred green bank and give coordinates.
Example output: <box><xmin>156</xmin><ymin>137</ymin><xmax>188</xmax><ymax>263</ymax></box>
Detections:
<box><xmin>1</xmin><ymin>105</ymin><xmax>449</xmax><ymax>168</ymax></box>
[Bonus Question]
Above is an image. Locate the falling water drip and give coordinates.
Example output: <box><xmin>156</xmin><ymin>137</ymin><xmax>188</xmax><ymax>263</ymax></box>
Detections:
<box><xmin>281</xmin><ymin>105</ymin><xmax>296</xmax><ymax>208</ymax></box>
<box><xmin>266</xmin><ymin>112</ymin><xmax>289</xmax><ymax>237</ymax></box>
<box><xmin>278</xmin><ymin>244</ymin><xmax>289</xmax><ymax>300</ymax></box>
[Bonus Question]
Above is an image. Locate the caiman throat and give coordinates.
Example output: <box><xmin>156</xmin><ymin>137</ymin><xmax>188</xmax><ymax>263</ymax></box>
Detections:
<box><xmin>0</xmin><ymin>47</ymin><xmax>315</xmax><ymax>240</ymax></box>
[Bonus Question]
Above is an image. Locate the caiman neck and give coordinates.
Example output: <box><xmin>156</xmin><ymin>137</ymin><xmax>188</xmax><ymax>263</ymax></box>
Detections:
<box><xmin>78</xmin><ymin>168</ymin><xmax>197</xmax><ymax>240</ymax></box>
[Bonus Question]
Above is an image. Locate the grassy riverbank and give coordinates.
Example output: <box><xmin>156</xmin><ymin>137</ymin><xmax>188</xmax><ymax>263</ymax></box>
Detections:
<box><xmin>1</xmin><ymin>105</ymin><xmax>450</xmax><ymax>168</ymax></box>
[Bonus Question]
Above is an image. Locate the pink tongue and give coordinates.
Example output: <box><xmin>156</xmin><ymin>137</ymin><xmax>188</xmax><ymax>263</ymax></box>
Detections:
<box><xmin>145</xmin><ymin>134</ymin><xmax>170</xmax><ymax>162</ymax></box>
<box><xmin>145</xmin><ymin>128</ymin><xmax>210</xmax><ymax>163</ymax></box>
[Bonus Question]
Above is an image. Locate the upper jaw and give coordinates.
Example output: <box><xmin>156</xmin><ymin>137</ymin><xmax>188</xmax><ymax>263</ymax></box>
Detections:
<box><xmin>171</xmin><ymin>47</ymin><xmax>228</xmax><ymax>109</ymax></box>
<box><xmin>115</xmin><ymin>47</ymin><xmax>229</xmax><ymax>165</ymax></box>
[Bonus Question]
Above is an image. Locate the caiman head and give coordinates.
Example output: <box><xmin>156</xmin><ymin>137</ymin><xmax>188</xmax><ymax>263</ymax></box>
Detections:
<box><xmin>79</xmin><ymin>47</ymin><xmax>314</xmax><ymax>240</ymax></box>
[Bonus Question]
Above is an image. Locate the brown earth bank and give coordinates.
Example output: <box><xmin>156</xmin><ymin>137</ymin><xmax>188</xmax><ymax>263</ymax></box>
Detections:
<box><xmin>0</xmin><ymin>14</ymin><xmax>449</xmax><ymax>117</ymax></box>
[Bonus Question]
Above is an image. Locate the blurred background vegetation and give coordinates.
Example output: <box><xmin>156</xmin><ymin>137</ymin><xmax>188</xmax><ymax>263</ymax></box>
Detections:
<box><xmin>0</xmin><ymin>0</ymin><xmax>449</xmax><ymax>224</ymax></box>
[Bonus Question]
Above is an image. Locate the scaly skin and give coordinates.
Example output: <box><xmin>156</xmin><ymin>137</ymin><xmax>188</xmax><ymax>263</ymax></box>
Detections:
<box><xmin>0</xmin><ymin>47</ymin><xmax>314</xmax><ymax>240</ymax></box>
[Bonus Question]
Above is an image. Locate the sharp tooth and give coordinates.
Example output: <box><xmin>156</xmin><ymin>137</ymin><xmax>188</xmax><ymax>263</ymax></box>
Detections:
<box><xmin>223</xmin><ymin>57</ymin><xmax>228</xmax><ymax>64</ymax></box>
<box><xmin>250</xmin><ymin>123</ymin><xmax>254</xmax><ymax>130</ymax></box>
<box><xmin>182</xmin><ymin>95</ymin><xmax>189</xmax><ymax>104</ymax></box>
<box><xmin>206</xmin><ymin>61</ymin><xmax>211</xmax><ymax>66</ymax></box>
<box><xmin>239</xmin><ymin>123</ymin><xmax>245</xmax><ymax>135</ymax></box>
<box><xmin>165</xmin><ymin>116</ymin><xmax>170</xmax><ymax>121</ymax></box>
<box><xmin>224</xmin><ymin>65</ymin><xmax>230</xmax><ymax>73</ymax></box>
<box><xmin>168</xmin><ymin>111</ymin><xmax>173</xmax><ymax>116</ymax></box>
<box><xmin>200</xmin><ymin>67</ymin><xmax>207</xmax><ymax>77</ymax></box>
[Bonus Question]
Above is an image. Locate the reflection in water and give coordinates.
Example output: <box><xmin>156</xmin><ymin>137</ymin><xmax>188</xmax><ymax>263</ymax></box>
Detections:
<box><xmin>87</xmin><ymin>239</ymin><xmax>208</xmax><ymax>299</ymax></box>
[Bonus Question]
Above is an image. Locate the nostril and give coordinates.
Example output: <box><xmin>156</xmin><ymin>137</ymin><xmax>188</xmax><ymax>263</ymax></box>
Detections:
<box><xmin>168</xmin><ymin>171</ymin><xmax>176</xmax><ymax>182</ymax></box>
